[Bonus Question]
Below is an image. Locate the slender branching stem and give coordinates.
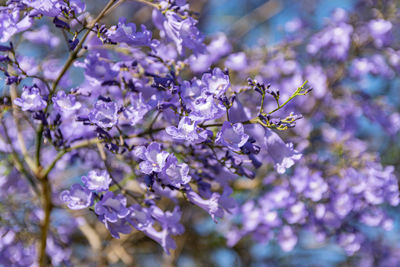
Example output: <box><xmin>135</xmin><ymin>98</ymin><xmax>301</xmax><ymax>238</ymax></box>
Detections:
<box><xmin>0</xmin><ymin>119</ymin><xmax>39</xmax><ymax>195</ymax></box>
<box><xmin>38</xmin><ymin>175</ymin><xmax>52</xmax><ymax>267</ymax></box>
<box><xmin>36</xmin><ymin>1</ymin><xmax>119</xmax><ymax>266</ymax></box>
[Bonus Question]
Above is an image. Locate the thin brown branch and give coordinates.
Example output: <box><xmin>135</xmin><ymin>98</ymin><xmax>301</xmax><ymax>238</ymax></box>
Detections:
<box><xmin>37</xmin><ymin>1</ymin><xmax>120</xmax><ymax>266</ymax></box>
<box><xmin>35</xmin><ymin>0</ymin><xmax>119</xmax><ymax>170</ymax></box>
<box><xmin>7</xmin><ymin>61</ymin><xmax>37</xmax><ymax>173</ymax></box>
<box><xmin>38</xmin><ymin>175</ymin><xmax>53</xmax><ymax>267</ymax></box>
<box><xmin>96</xmin><ymin>142</ymin><xmax>141</xmax><ymax>203</ymax></box>
<box><xmin>9</xmin><ymin>83</ymin><xmax>37</xmax><ymax>173</ymax></box>
<box><xmin>228</xmin><ymin>0</ymin><xmax>282</xmax><ymax>39</ymax></box>
<box><xmin>0</xmin><ymin>119</ymin><xmax>39</xmax><ymax>195</ymax></box>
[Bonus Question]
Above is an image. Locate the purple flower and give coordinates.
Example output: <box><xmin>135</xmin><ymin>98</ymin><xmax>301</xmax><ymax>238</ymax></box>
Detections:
<box><xmin>364</xmin><ymin>164</ymin><xmax>399</xmax><ymax>206</ymax></box>
<box><xmin>166</xmin><ymin>117</ymin><xmax>209</xmax><ymax>144</ymax></box>
<box><xmin>284</xmin><ymin>202</ymin><xmax>307</xmax><ymax>224</ymax></box>
<box><xmin>94</xmin><ymin>192</ymin><xmax>130</xmax><ymax>223</ymax></box>
<box><xmin>154</xmin><ymin>42</ymin><xmax>178</xmax><ymax>61</ymax></box>
<box><xmin>331</xmin><ymin>8</ymin><xmax>348</xmax><ymax>23</ymax></box>
<box><xmin>16</xmin><ymin>56</ymin><xmax>38</xmax><ymax>76</ymax></box>
<box><xmin>180</xmin><ymin>78</ymin><xmax>204</xmax><ymax>104</ymax></box>
<box><xmin>215</xmin><ymin>122</ymin><xmax>249</xmax><ymax>152</ymax></box>
<box><xmin>304</xmin><ymin>174</ymin><xmax>328</xmax><ymax>201</ymax></box>
<box><xmin>188</xmin><ymin>53</ymin><xmax>214</xmax><ymax>73</ymax></box>
<box><xmin>260</xmin><ymin>185</ymin><xmax>292</xmax><ymax>209</ymax></box>
<box><xmin>228</xmin><ymin>98</ymin><xmax>251</xmax><ymax>123</ymax></box>
<box><xmin>304</xmin><ymin>65</ymin><xmax>327</xmax><ymax>98</ymax></box>
<box><xmin>52</xmin><ymin>91</ymin><xmax>81</xmax><ymax>113</ymax></box>
<box><xmin>218</xmin><ymin>186</ymin><xmax>238</xmax><ymax>213</ymax></box>
<box><xmin>69</xmin><ymin>0</ymin><xmax>86</xmax><ymax>14</ymax></box>
<box><xmin>141</xmin><ymin>225</ymin><xmax>176</xmax><ymax>254</ymax></box>
<box><xmin>46</xmin><ymin>236</ymin><xmax>72</xmax><ymax>266</ymax></box>
<box><xmin>307</xmin><ymin>22</ymin><xmax>353</xmax><ymax>60</ymax></box>
<box><xmin>350</xmin><ymin>56</ymin><xmax>393</xmax><ymax>78</ymax></box>
<box><xmin>128</xmin><ymin>204</ymin><xmax>153</xmax><ymax>230</ymax></box>
<box><xmin>202</xmin><ymin>68</ymin><xmax>230</xmax><ymax>97</ymax></box>
<box><xmin>206</xmin><ymin>33</ymin><xmax>232</xmax><ymax>59</ymax></box>
<box><xmin>264</xmin><ymin>128</ymin><xmax>302</xmax><ymax>174</ymax></box>
<box><xmin>81</xmin><ymin>170</ymin><xmax>112</xmax><ymax>192</ymax></box>
<box><xmin>83</xmin><ymin>53</ymin><xmax>118</xmax><ymax>85</ymax></box>
<box><xmin>369</xmin><ymin>54</ymin><xmax>393</xmax><ymax>77</ymax></box>
<box><xmin>23</xmin><ymin>0</ymin><xmax>63</xmax><ymax>17</ymax></box>
<box><xmin>23</xmin><ymin>25</ymin><xmax>60</xmax><ymax>48</ymax></box>
<box><xmin>14</xmin><ymin>85</ymin><xmax>47</xmax><ymax>111</ymax></box>
<box><xmin>290</xmin><ymin>167</ymin><xmax>328</xmax><ymax>201</ymax></box>
<box><xmin>186</xmin><ymin>188</ymin><xmax>224</xmax><ymax>221</ymax></box>
<box><xmin>332</xmin><ymin>193</ymin><xmax>353</xmax><ymax>218</ymax></box>
<box><xmin>134</xmin><ymin>142</ymin><xmax>170</xmax><ymax>174</ymax></box>
<box><xmin>122</xmin><ymin>93</ymin><xmax>151</xmax><ymax>126</ymax></box>
<box><xmin>152</xmin><ymin>9</ymin><xmax>204</xmax><ymax>54</ymax></box>
<box><xmin>284</xmin><ymin>18</ymin><xmax>304</xmax><ymax>33</ymax></box>
<box><xmin>23</xmin><ymin>0</ymin><xmax>85</xmax><ymax>17</ymax></box>
<box><xmin>0</xmin><ymin>5</ymin><xmax>33</xmax><ymax>42</ymax></box>
<box><xmin>188</xmin><ymin>94</ymin><xmax>226</xmax><ymax>122</ymax></box>
<box><xmin>60</xmin><ymin>184</ymin><xmax>93</xmax><ymax>210</ymax></box>
<box><xmin>88</xmin><ymin>99</ymin><xmax>119</xmax><ymax>129</ymax></box>
<box><xmin>278</xmin><ymin>226</ymin><xmax>297</xmax><ymax>252</ymax></box>
<box><xmin>188</xmin><ymin>33</ymin><xmax>232</xmax><ymax>73</ymax></box>
<box><xmin>225</xmin><ymin>52</ymin><xmax>247</xmax><ymax>71</ymax></box>
<box><xmin>240</xmin><ymin>201</ymin><xmax>262</xmax><ymax>232</ymax></box>
<box><xmin>360</xmin><ymin>208</ymin><xmax>385</xmax><ymax>227</ymax></box>
<box><xmin>151</xmin><ymin>181</ymin><xmax>179</xmax><ymax>202</ymax></box>
<box><xmin>100</xmin><ymin>217</ymin><xmax>132</xmax><ymax>239</ymax></box>
<box><xmin>107</xmin><ymin>18</ymin><xmax>159</xmax><ymax>49</ymax></box>
<box><xmin>42</xmin><ymin>58</ymin><xmax>64</xmax><ymax>81</ymax></box>
<box><xmin>0</xmin><ymin>232</ymin><xmax>37</xmax><ymax>266</ymax></box>
<box><xmin>150</xmin><ymin>205</ymin><xmax>185</xmax><ymax>235</ymax></box>
<box><xmin>160</xmin><ymin>155</ymin><xmax>191</xmax><ymax>187</ymax></box>
<box><xmin>338</xmin><ymin>233</ymin><xmax>363</xmax><ymax>255</ymax></box>
<box><xmin>350</xmin><ymin>58</ymin><xmax>373</xmax><ymax>77</ymax></box>
<box><xmin>368</xmin><ymin>19</ymin><xmax>392</xmax><ymax>48</ymax></box>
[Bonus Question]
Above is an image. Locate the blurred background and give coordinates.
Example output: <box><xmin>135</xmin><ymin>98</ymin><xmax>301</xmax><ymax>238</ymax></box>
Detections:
<box><xmin>96</xmin><ymin>0</ymin><xmax>355</xmax><ymax>45</ymax></box>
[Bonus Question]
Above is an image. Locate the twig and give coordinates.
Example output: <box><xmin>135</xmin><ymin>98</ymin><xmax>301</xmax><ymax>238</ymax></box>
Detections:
<box><xmin>9</xmin><ymin>81</ymin><xmax>37</xmax><ymax>173</ymax></box>
<box><xmin>96</xmin><ymin>142</ymin><xmax>141</xmax><ymax>203</ymax></box>
<box><xmin>35</xmin><ymin>0</ymin><xmax>119</xmax><ymax>170</ymax></box>
<box><xmin>104</xmin><ymin>0</ymin><xmax>126</xmax><ymax>17</ymax></box>
<box><xmin>37</xmin><ymin>2</ymin><xmax>120</xmax><ymax>266</ymax></box>
<box><xmin>76</xmin><ymin>216</ymin><xmax>102</xmax><ymax>251</ymax></box>
<box><xmin>267</xmin><ymin>80</ymin><xmax>308</xmax><ymax>115</ymax></box>
<box><xmin>38</xmin><ymin>175</ymin><xmax>53</xmax><ymax>267</ymax></box>
<box><xmin>0</xmin><ymin>119</ymin><xmax>39</xmax><ymax>195</ymax></box>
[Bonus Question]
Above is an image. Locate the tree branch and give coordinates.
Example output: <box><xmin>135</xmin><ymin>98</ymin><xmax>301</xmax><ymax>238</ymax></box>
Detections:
<box><xmin>37</xmin><ymin>1</ymin><xmax>120</xmax><ymax>266</ymax></box>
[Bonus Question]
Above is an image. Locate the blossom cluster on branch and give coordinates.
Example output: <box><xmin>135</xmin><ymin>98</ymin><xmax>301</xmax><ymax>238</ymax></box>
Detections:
<box><xmin>0</xmin><ymin>0</ymin><xmax>399</xmax><ymax>266</ymax></box>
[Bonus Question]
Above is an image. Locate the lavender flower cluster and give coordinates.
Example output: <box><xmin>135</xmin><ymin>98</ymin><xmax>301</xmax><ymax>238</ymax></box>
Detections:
<box><xmin>0</xmin><ymin>0</ymin><xmax>399</xmax><ymax>266</ymax></box>
<box><xmin>214</xmin><ymin>2</ymin><xmax>400</xmax><ymax>265</ymax></box>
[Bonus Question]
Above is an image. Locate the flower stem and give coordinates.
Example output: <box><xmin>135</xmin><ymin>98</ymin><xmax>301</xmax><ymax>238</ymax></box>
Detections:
<box><xmin>35</xmin><ymin>0</ymin><xmax>119</xmax><ymax>170</ymax></box>
<box><xmin>36</xmin><ymin>1</ymin><xmax>119</xmax><ymax>266</ymax></box>
<box><xmin>38</xmin><ymin>175</ymin><xmax>53</xmax><ymax>267</ymax></box>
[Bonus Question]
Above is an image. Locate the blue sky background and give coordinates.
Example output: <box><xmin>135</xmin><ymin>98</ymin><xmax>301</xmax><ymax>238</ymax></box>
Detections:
<box><xmin>202</xmin><ymin>0</ymin><xmax>355</xmax><ymax>46</ymax></box>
